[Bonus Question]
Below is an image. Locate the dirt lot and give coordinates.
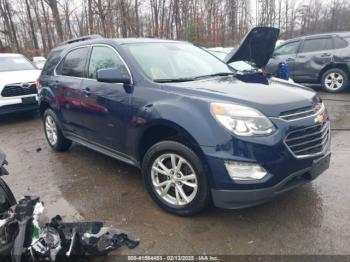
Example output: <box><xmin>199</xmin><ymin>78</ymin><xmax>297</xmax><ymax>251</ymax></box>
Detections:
<box><xmin>1</xmin><ymin>87</ymin><xmax>350</xmax><ymax>256</ymax></box>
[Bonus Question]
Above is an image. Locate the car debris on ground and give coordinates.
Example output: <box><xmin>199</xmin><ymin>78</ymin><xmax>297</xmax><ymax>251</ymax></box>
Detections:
<box><xmin>0</xmin><ymin>149</ymin><xmax>139</xmax><ymax>262</ymax></box>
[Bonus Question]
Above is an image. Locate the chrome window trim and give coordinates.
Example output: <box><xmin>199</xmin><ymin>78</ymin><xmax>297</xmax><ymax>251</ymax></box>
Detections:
<box><xmin>54</xmin><ymin>44</ymin><xmax>133</xmax><ymax>85</ymax></box>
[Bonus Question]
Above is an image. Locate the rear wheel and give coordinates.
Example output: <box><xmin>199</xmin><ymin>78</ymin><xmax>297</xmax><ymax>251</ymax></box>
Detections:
<box><xmin>321</xmin><ymin>68</ymin><xmax>348</xmax><ymax>93</ymax></box>
<box><xmin>43</xmin><ymin>109</ymin><xmax>72</xmax><ymax>152</ymax></box>
<box><xmin>142</xmin><ymin>141</ymin><xmax>210</xmax><ymax>216</ymax></box>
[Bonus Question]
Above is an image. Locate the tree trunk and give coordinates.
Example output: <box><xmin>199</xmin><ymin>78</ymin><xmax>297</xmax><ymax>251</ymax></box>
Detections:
<box><xmin>25</xmin><ymin>0</ymin><xmax>39</xmax><ymax>54</ymax></box>
<box><xmin>41</xmin><ymin>0</ymin><xmax>53</xmax><ymax>49</ymax></box>
<box><xmin>46</xmin><ymin>0</ymin><xmax>64</xmax><ymax>42</ymax></box>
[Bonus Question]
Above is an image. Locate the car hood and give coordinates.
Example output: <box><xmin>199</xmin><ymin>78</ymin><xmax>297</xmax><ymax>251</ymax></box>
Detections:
<box><xmin>224</xmin><ymin>27</ymin><xmax>280</xmax><ymax>68</ymax></box>
<box><xmin>0</xmin><ymin>70</ymin><xmax>41</xmax><ymax>86</ymax></box>
<box><xmin>161</xmin><ymin>76</ymin><xmax>319</xmax><ymax>117</ymax></box>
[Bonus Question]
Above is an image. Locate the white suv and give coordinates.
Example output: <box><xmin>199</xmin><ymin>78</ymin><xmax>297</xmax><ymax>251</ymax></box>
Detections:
<box><xmin>0</xmin><ymin>53</ymin><xmax>41</xmax><ymax>115</ymax></box>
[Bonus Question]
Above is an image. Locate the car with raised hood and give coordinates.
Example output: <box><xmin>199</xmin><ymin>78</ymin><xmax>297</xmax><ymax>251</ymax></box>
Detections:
<box><xmin>266</xmin><ymin>31</ymin><xmax>350</xmax><ymax>93</ymax></box>
<box><xmin>38</xmin><ymin>28</ymin><xmax>331</xmax><ymax>216</ymax></box>
<box><xmin>0</xmin><ymin>53</ymin><xmax>41</xmax><ymax>115</ymax></box>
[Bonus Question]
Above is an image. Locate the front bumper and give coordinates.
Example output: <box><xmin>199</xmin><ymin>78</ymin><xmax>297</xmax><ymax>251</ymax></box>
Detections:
<box><xmin>201</xmin><ymin>116</ymin><xmax>331</xmax><ymax>209</ymax></box>
<box><xmin>211</xmin><ymin>152</ymin><xmax>330</xmax><ymax>209</ymax></box>
<box><xmin>0</xmin><ymin>95</ymin><xmax>38</xmax><ymax>115</ymax></box>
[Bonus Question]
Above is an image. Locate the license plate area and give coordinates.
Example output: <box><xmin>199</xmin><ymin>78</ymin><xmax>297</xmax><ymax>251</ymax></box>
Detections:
<box><xmin>310</xmin><ymin>153</ymin><xmax>331</xmax><ymax>179</ymax></box>
<box><xmin>22</xmin><ymin>96</ymin><xmax>37</xmax><ymax>104</ymax></box>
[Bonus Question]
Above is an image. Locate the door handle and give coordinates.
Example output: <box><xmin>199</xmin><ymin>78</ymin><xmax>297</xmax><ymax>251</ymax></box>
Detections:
<box><xmin>321</xmin><ymin>53</ymin><xmax>332</xmax><ymax>57</ymax></box>
<box><xmin>286</xmin><ymin>58</ymin><xmax>295</xmax><ymax>62</ymax></box>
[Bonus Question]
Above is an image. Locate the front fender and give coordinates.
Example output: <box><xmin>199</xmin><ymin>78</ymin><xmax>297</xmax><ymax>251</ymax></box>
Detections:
<box><xmin>147</xmin><ymin>96</ymin><xmax>231</xmax><ymax>147</ymax></box>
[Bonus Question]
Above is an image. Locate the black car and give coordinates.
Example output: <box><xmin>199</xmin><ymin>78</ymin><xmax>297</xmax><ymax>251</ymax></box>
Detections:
<box><xmin>38</xmin><ymin>28</ymin><xmax>330</xmax><ymax>216</ymax></box>
<box><xmin>266</xmin><ymin>31</ymin><xmax>350</xmax><ymax>92</ymax></box>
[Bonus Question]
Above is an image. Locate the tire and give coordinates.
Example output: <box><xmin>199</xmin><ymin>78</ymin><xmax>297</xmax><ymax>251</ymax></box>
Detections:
<box><xmin>0</xmin><ymin>177</ymin><xmax>16</xmax><ymax>206</ymax></box>
<box><xmin>321</xmin><ymin>68</ymin><xmax>349</xmax><ymax>93</ymax></box>
<box><xmin>142</xmin><ymin>141</ymin><xmax>210</xmax><ymax>216</ymax></box>
<box><xmin>43</xmin><ymin>109</ymin><xmax>72</xmax><ymax>152</ymax></box>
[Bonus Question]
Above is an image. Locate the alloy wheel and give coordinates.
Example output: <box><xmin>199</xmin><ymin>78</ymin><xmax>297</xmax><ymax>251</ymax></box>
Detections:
<box><xmin>45</xmin><ymin>115</ymin><xmax>58</xmax><ymax>146</ymax></box>
<box><xmin>151</xmin><ymin>153</ymin><xmax>198</xmax><ymax>206</ymax></box>
<box><xmin>324</xmin><ymin>72</ymin><xmax>344</xmax><ymax>90</ymax></box>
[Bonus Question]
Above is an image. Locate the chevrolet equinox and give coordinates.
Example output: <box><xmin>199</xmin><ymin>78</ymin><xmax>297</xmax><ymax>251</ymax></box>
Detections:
<box><xmin>38</xmin><ymin>28</ymin><xmax>331</xmax><ymax>216</ymax></box>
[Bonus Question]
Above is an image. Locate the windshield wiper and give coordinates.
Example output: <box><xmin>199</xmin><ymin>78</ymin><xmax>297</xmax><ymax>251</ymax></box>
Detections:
<box><xmin>193</xmin><ymin>72</ymin><xmax>236</xmax><ymax>80</ymax></box>
<box><xmin>154</xmin><ymin>78</ymin><xmax>196</xmax><ymax>83</ymax></box>
<box><xmin>153</xmin><ymin>72</ymin><xmax>235</xmax><ymax>83</ymax></box>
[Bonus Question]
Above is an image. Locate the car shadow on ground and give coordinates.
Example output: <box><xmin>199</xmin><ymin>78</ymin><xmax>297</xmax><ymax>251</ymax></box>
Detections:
<box><xmin>0</xmin><ymin>111</ymin><xmax>40</xmax><ymax>126</ymax></box>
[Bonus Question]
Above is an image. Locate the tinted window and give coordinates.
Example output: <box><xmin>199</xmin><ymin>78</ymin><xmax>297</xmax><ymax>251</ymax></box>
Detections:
<box><xmin>88</xmin><ymin>46</ymin><xmax>129</xmax><ymax>79</ymax></box>
<box><xmin>301</xmin><ymin>38</ymin><xmax>332</xmax><ymax>53</ymax></box>
<box><xmin>57</xmin><ymin>47</ymin><xmax>88</xmax><ymax>77</ymax></box>
<box><xmin>274</xmin><ymin>42</ymin><xmax>300</xmax><ymax>56</ymax></box>
<box><xmin>334</xmin><ymin>37</ymin><xmax>348</xmax><ymax>49</ymax></box>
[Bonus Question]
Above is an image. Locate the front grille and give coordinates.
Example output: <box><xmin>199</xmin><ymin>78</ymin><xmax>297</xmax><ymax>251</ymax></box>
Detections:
<box><xmin>285</xmin><ymin>122</ymin><xmax>330</xmax><ymax>158</ymax></box>
<box><xmin>280</xmin><ymin>105</ymin><xmax>315</xmax><ymax>121</ymax></box>
<box><xmin>1</xmin><ymin>83</ymin><xmax>37</xmax><ymax>97</ymax></box>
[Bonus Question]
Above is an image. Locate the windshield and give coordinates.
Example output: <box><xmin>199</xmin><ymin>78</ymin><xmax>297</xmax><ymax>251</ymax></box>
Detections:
<box><xmin>124</xmin><ymin>42</ymin><xmax>233</xmax><ymax>82</ymax></box>
<box><xmin>0</xmin><ymin>56</ymin><xmax>36</xmax><ymax>72</ymax></box>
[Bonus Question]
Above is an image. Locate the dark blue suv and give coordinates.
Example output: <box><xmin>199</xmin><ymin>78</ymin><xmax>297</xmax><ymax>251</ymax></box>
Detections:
<box><xmin>38</xmin><ymin>28</ymin><xmax>331</xmax><ymax>216</ymax></box>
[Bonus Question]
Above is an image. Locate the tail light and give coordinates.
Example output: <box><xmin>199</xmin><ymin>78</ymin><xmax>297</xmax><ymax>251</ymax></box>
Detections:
<box><xmin>35</xmin><ymin>79</ymin><xmax>40</xmax><ymax>90</ymax></box>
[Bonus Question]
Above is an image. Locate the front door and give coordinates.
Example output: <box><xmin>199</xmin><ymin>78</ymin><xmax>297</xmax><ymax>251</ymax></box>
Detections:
<box><xmin>266</xmin><ymin>40</ymin><xmax>300</xmax><ymax>78</ymax></box>
<box><xmin>80</xmin><ymin>45</ymin><xmax>133</xmax><ymax>152</ymax></box>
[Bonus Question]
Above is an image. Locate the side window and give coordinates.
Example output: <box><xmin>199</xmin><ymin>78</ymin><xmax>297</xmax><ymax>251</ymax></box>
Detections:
<box><xmin>334</xmin><ymin>37</ymin><xmax>348</xmax><ymax>49</ymax></box>
<box><xmin>300</xmin><ymin>38</ymin><xmax>332</xmax><ymax>53</ymax></box>
<box><xmin>88</xmin><ymin>46</ymin><xmax>129</xmax><ymax>80</ymax></box>
<box><xmin>274</xmin><ymin>41</ymin><xmax>300</xmax><ymax>56</ymax></box>
<box><xmin>56</xmin><ymin>47</ymin><xmax>88</xmax><ymax>77</ymax></box>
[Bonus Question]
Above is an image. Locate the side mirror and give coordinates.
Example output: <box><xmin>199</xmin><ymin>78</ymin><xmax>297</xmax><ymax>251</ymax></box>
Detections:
<box><xmin>96</xmin><ymin>68</ymin><xmax>131</xmax><ymax>84</ymax></box>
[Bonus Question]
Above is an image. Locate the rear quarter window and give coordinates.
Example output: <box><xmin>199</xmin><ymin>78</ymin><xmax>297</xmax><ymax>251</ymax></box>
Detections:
<box><xmin>41</xmin><ymin>49</ymin><xmax>63</xmax><ymax>76</ymax></box>
<box><xmin>334</xmin><ymin>36</ymin><xmax>348</xmax><ymax>49</ymax></box>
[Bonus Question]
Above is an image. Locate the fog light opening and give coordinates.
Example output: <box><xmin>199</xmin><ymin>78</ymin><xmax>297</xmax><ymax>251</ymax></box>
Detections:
<box><xmin>225</xmin><ymin>161</ymin><xmax>268</xmax><ymax>181</ymax></box>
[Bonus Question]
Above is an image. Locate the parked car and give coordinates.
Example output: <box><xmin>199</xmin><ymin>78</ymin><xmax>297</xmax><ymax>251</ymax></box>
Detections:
<box><xmin>32</xmin><ymin>56</ymin><xmax>47</xmax><ymax>69</ymax></box>
<box><xmin>38</xmin><ymin>28</ymin><xmax>331</xmax><ymax>216</ymax></box>
<box><xmin>0</xmin><ymin>53</ymin><xmax>41</xmax><ymax>115</ymax></box>
<box><xmin>266</xmin><ymin>31</ymin><xmax>350</xmax><ymax>93</ymax></box>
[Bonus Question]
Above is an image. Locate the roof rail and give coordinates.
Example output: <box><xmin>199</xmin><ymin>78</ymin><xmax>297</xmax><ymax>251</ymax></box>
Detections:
<box><xmin>59</xmin><ymin>35</ymin><xmax>103</xmax><ymax>46</ymax></box>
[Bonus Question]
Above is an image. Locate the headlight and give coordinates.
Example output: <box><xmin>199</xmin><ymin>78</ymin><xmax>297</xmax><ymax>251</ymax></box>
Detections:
<box><xmin>210</xmin><ymin>102</ymin><xmax>276</xmax><ymax>136</ymax></box>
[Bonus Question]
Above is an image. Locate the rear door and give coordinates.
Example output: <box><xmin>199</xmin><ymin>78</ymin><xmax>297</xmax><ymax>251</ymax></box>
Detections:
<box><xmin>54</xmin><ymin>47</ymin><xmax>89</xmax><ymax>136</ymax></box>
<box><xmin>80</xmin><ymin>45</ymin><xmax>133</xmax><ymax>152</ymax></box>
<box><xmin>293</xmin><ymin>37</ymin><xmax>333</xmax><ymax>83</ymax></box>
<box><xmin>266</xmin><ymin>40</ymin><xmax>300</xmax><ymax>76</ymax></box>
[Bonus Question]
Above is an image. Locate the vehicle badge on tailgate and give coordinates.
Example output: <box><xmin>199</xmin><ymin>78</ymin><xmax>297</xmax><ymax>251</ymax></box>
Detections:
<box><xmin>22</xmin><ymin>82</ymin><xmax>30</xmax><ymax>88</ymax></box>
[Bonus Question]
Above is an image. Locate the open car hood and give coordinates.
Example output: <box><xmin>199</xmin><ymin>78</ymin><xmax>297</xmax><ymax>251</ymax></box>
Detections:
<box><xmin>224</xmin><ymin>27</ymin><xmax>280</xmax><ymax>68</ymax></box>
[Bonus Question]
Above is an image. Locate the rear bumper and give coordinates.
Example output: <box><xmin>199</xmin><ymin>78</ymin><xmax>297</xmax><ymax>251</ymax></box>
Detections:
<box><xmin>211</xmin><ymin>153</ymin><xmax>330</xmax><ymax>209</ymax></box>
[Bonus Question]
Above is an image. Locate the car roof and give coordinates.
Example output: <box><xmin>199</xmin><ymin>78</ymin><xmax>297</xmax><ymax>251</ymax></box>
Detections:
<box><xmin>283</xmin><ymin>31</ymin><xmax>350</xmax><ymax>44</ymax></box>
<box><xmin>0</xmin><ymin>53</ymin><xmax>23</xmax><ymax>57</ymax></box>
<box><xmin>113</xmin><ymin>38</ymin><xmax>188</xmax><ymax>45</ymax></box>
<box><xmin>53</xmin><ymin>37</ymin><xmax>191</xmax><ymax>53</ymax></box>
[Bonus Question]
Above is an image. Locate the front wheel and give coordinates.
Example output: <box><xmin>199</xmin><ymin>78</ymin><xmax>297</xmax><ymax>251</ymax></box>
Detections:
<box><xmin>142</xmin><ymin>141</ymin><xmax>210</xmax><ymax>216</ymax></box>
<box><xmin>321</xmin><ymin>68</ymin><xmax>348</xmax><ymax>93</ymax></box>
